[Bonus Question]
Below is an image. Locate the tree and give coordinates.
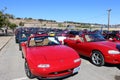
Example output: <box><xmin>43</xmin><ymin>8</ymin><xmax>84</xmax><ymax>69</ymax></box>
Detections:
<box><xmin>28</xmin><ymin>17</ymin><xmax>32</xmax><ymax>20</ymax></box>
<box><xmin>5</xmin><ymin>13</ymin><xmax>15</xmax><ymax>19</ymax></box>
<box><xmin>0</xmin><ymin>7</ymin><xmax>16</xmax><ymax>35</ymax></box>
<box><xmin>19</xmin><ymin>21</ymin><xmax>24</xmax><ymax>26</ymax></box>
<box><xmin>16</xmin><ymin>17</ymin><xmax>21</xmax><ymax>20</ymax></box>
<box><xmin>0</xmin><ymin>11</ymin><xmax>5</xmax><ymax>28</ymax></box>
<box><xmin>58</xmin><ymin>23</ymin><xmax>63</xmax><ymax>27</ymax></box>
<box><xmin>0</xmin><ymin>7</ymin><xmax>10</xmax><ymax>28</ymax></box>
<box><xmin>9</xmin><ymin>23</ymin><xmax>18</xmax><ymax>32</ymax></box>
<box><xmin>43</xmin><ymin>24</ymin><xmax>46</xmax><ymax>26</ymax></box>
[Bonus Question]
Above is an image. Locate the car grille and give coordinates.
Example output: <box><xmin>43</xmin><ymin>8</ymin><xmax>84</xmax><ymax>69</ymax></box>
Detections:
<box><xmin>49</xmin><ymin>68</ymin><xmax>74</xmax><ymax>75</ymax></box>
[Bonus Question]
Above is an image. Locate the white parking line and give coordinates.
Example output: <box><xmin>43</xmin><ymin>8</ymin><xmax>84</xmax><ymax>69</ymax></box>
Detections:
<box><xmin>12</xmin><ymin>77</ymin><xmax>28</xmax><ymax>80</ymax></box>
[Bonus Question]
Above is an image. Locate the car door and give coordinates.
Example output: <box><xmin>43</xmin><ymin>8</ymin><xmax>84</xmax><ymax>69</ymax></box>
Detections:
<box><xmin>65</xmin><ymin>38</ymin><xmax>76</xmax><ymax>48</ymax></box>
<box><xmin>75</xmin><ymin>42</ymin><xmax>93</xmax><ymax>57</ymax></box>
<box><xmin>74</xmin><ymin>35</ymin><xmax>93</xmax><ymax>57</ymax></box>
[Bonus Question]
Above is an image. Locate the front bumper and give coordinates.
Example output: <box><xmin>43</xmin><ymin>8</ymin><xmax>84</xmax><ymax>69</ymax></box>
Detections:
<box><xmin>105</xmin><ymin>54</ymin><xmax>120</xmax><ymax>64</ymax></box>
<box><xmin>38</xmin><ymin>72</ymin><xmax>78</xmax><ymax>80</ymax></box>
<box><xmin>31</xmin><ymin>66</ymin><xmax>80</xmax><ymax>79</ymax></box>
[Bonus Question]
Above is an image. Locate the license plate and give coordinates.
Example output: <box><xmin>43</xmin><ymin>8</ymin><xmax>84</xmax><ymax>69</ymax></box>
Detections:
<box><xmin>73</xmin><ymin>66</ymin><xmax>80</xmax><ymax>74</ymax></box>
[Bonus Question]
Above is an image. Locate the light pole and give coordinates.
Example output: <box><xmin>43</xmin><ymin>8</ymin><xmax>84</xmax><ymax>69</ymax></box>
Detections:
<box><xmin>107</xmin><ymin>9</ymin><xmax>111</xmax><ymax>31</ymax></box>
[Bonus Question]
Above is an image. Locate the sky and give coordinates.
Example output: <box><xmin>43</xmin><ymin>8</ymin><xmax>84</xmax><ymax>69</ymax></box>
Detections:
<box><xmin>0</xmin><ymin>0</ymin><xmax>120</xmax><ymax>25</ymax></box>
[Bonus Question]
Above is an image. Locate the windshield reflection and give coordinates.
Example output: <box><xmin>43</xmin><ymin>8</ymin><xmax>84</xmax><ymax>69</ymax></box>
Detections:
<box><xmin>29</xmin><ymin>36</ymin><xmax>60</xmax><ymax>47</ymax></box>
<box><xmin>85</xmin><ymin>34</ymin><xmax>105</xmax><ymax>42</ymax></box>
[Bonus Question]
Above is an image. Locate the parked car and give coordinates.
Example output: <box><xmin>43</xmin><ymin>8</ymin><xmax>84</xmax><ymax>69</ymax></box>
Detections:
<box><xmin>21</xmin><ymin>35</ymin><xmax>81</xmax><ymax>79</ymax></box>
<box><xmin>15</xmin><ymin>27</ymin><xmax>29</xmax><ymax>43</ymax></box>
<box><xmin>0</xmin><ymin>28</ymin><xmax>5</xmax><ymax>36</ymax></box>
<box><xmin>18</xmin><ymin>31</ymin><xmax>30</xmax><ymax>50</ymax></box>
<box><xmin>14</xmin><ymin>27</ymin><xmax>22</xmax><ymax>43</ymax></box>
<box><xmin>64</xmin><ymin>33</ymin><xmax>120</xmax><ymax>66</ymax></box>
<box><xmin>55</xmin><ymin>30</ymin><xmax>68</xmax><ymax>44</ymax></box>
<box><xmin>66</xmin><ymin>30</ymin><xmax>79</xmax><ymax>38</ymax></box>
<box><xmin>104</xmin><ymin>30</ymin><xmax>120</xmax><ymax>40</ymax></box>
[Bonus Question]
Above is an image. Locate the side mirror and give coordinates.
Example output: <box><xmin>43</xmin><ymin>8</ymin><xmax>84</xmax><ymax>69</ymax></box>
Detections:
<box><xmin>76</xmin><ymin>40</ymin><xmax>81</xmax><ymax>43</ymax></box>
<box><xmin>21</xmin><ymin>42</ymin><xmax>26</xmax><ymax>46</ymax></box>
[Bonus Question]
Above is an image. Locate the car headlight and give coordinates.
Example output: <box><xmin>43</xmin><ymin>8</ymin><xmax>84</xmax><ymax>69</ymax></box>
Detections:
<box><xmin>37</xmin><ymin>64</ymin><xmax>50</xmax><ymax>68</ymax></box>
<box><xmin>74</xmin><ymin>58</ymin><xmax>81</xmax><ymax>63</ymax></box>
<box><xmin>108</xmin><ymin>50</ymin><xmax>120</xmax><ymax>54</ymax></box>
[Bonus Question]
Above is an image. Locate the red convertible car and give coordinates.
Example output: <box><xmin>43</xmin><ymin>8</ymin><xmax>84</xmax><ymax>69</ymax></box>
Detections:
<box><xmin>21</xmin><ymin>35</ymin><xmax>81</xmax><ymax>79</ymax></box>
<box><xmin>64</xmin><ymin>33</ymin><xmax>120</xmax><ymax>66</ymax></box>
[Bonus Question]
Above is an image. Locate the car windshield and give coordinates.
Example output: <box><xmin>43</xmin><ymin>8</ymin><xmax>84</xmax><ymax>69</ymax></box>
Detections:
<box><xmin>29</xmin><ymin>36</ymin><xmax>60</xmax><ymax>47</ymax></box>
<box><xmin>85</xmin><ymin>33</ymin><xmax>105</xmax><ymax>42</ymax></box>
<box><xmin>20</xmin><ymin>33</ymin><xmax>29</xmax><ymax>39</ymax></box>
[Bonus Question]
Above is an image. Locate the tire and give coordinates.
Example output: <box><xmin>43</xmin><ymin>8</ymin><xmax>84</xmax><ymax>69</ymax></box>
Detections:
<box><xmin>91</xmin><ymin>51</ymin><xmax>105</xmax><ymax>66</ymax></box>
<box><xmin>15</xmin><ymin>38</ymin><xmax>18</xmax><ymax>43</ymax></box>
<box><xmin>19</xmin><ymin>43</ymin><xmax>22</xmax><ymax>51</ymax></box>
<box><xmin>22</xmin><ymin>52</ymin><xmax>24</xmax><ymax>59</ymax></box>
<box><xmin>64</xmin><ymin>43</ymin><xmax>68</xmax><ymax>46</ymax></box>
<box><xmin>117</xmin><ymin>64</ymin><xmax>120</xmax><ymax>69</ymax></box>
<box><xmin>24</xmin><ymin>61</ymin><xmax>35</xmax><ymax>79</ymax></box>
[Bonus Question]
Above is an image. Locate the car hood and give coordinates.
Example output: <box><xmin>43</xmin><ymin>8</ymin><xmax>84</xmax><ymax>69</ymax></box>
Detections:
<box><xmin>91</xmin><ymin>41</ymin><xmax>119</xmax><ymax>49</ymax></box>
<box><xmin>27</xmin><ymin>45</ymin><xmax>79</xmax><ymax>62</ymax></box>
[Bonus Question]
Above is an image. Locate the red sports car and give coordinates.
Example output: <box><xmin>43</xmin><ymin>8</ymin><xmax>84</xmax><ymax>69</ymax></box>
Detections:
<box><xmin>21</xmin><ymin>35</ymin><xmax>81</xmax><ymax>79</ymax></box>
<box><xmin>64</xmin><ymin>33</ymin><xmax>120</xmax><ymax>66</ymax></box>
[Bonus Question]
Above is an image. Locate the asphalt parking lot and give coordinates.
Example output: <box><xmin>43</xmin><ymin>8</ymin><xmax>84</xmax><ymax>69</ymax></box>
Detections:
<box><xmin>0</xmin><ymin>36</ymin><xmax>120</xmax><ymax>80</ymax></box>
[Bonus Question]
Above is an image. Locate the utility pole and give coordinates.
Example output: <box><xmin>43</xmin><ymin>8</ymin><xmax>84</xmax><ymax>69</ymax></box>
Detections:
<box><xmin>107</xmin><ymin>9</ymin><xmax>111</xmax><ymax>31</ymax></box>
